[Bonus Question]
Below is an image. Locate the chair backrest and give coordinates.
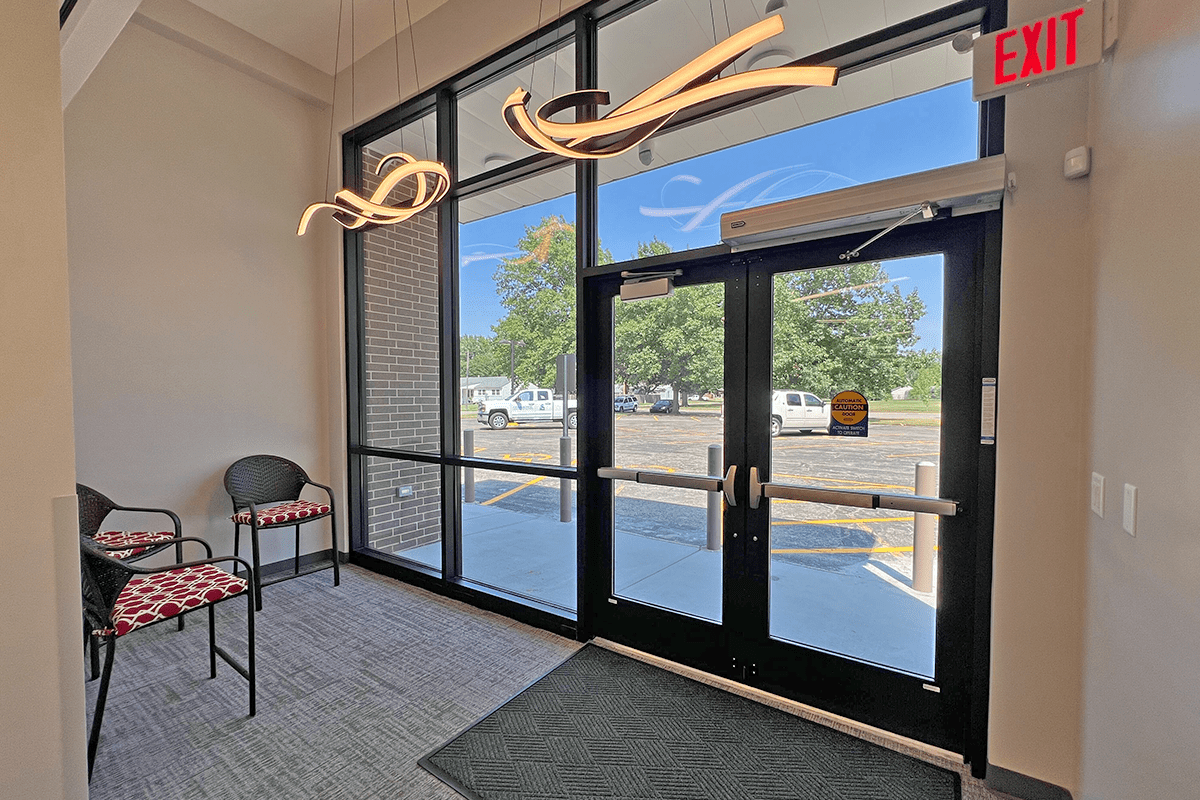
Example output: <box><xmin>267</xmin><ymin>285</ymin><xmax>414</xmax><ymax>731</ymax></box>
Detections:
<box><xmin>79</xmin><ymin>536</ymin><xmax>133</xmax><ymax>632</ymax></box>
<box><xmin>223</xmin><ymin>455</ymin><xmax>309</xmax><ymax>508</ymax></box>
<box><xmin>77</xmin><ymin>484</ymin><xmax>117</xmax><ymax>539</ymax></box>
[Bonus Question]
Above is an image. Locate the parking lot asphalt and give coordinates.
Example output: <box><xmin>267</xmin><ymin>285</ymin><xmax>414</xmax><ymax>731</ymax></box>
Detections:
<box><xmin>458</xmin><ymin>410</ymin><xmax>943</xmax><ymax>580</ymax></box>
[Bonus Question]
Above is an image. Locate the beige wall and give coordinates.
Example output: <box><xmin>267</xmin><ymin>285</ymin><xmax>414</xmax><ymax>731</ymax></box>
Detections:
<box><xmin>988</xmin><ymin>0</ymin><xmax>1092</xmax><ymax>793</ymax></box>
<box><xmin>0</xmin><ymin>3</ymin><xmax>88</xmax><ymax>798</ymax></box>
<box><xmin>64</xmin><ymin>21</ymin><xmax>340</xmax><ymax>566</ymax></box>
<box><xmin>1080</xmin><ymin>1</ymin><xmax>1200</xmax><ymax>798</ymax></box>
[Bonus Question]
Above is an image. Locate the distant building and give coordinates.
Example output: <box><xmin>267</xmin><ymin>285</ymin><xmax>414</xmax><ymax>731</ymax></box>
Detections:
<box><xmin>891</xmin><ymin>386</ymin><xmax>913</xmax><ymax>400</ymax></box>
<box><xmin>463</xmin><ymin>376</ymin><xmax>511</xmax><ymax>403</ymax></box>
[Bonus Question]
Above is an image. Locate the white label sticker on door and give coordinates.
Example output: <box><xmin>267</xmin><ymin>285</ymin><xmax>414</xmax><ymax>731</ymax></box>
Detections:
<box><xmin>981</xmin><ymin>377</ymin><xmax>997</xmax><ymax>444</ymax></box>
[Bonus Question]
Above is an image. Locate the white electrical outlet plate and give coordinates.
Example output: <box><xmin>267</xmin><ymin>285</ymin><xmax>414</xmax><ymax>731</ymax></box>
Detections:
<box><xmin>1090</xmin><ymin>473</ymin><xmax>1105</xmax><ymax>517</ymax></box>
<box><xmin>1123</xmin><ymin>484</ymin><xmax>1137</xmax><ymax>536</ymax></box>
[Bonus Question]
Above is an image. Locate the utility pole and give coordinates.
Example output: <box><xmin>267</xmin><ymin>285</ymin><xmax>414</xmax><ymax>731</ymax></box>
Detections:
<box><xmin>464</xmin><ymin>350</ymin><xmax>471</xmax><ymax>406</ymax></box>
<box><xmin>497</xmin><ymin>339</ymin><xmax>524</xmax><ymax>392</ymax></box>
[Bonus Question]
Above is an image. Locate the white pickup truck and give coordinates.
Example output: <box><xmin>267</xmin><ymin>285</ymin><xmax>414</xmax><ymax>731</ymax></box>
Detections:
<box><xmin>478</xmin><ymin>387</ymin><xmax>578</xmax><ymax>430</ymax></box>
<box><xmin>771</xmin><ymin>390</ymin><xmax>830</xmax><ymax>436</ymax></box>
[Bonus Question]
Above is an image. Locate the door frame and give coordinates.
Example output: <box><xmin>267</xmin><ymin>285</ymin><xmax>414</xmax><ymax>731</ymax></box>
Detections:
<box><xmin>578</xmin><ymin>210</ymin><xmax>1000</xmax><ymax>771</ymax></box>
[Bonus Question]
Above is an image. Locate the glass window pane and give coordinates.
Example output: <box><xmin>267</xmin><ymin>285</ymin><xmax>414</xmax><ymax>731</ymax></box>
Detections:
<box><xmin>460</xmin><ymin>466</ymin><xmax>577</xmax><ymax>611</ymax></box>
<box><xmin>597</xmin><ymin>0</ymin><xmax>978</xmax><ymax>258</ymax></box>
<box><xmin>367</xmin><ymin>455</ymin><xmax>442</xmax><ymax>569</ymax></box>
<box><xmin>458</xmin><ymin>166</ymin><xmax>579</xmax><ymax>463</ymax></box>
<box><xmin>458</xmin><ymin>39</ymin><xmax>575</xmax><ymax>180</ymax></box>
<box><xmin>361</xmin><ymin>115</ymin><xmax>441</xmax><ymax>453</ymax></box>
<box><xmin>767</xmin><ymin>255</ymin><xmax>944</xmax><ymax>677</ymax></box>
<box><xmin>612</xmin><ymin>284</ymin><xmax>725</xmax><ymax>623</ymax></box>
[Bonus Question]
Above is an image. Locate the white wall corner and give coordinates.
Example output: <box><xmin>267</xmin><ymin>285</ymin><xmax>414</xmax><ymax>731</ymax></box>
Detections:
<box><xmin>60</xmin><ymin>0</ymin><xmax>144</xmax><ymax>109</ymax></box>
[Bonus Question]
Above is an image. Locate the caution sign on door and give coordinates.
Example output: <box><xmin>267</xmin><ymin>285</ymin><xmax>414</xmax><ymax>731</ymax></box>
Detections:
<box><xmin>829</xmin><ymin>390</ymin><xmax>868</xmax><ymax>437</ymax></box>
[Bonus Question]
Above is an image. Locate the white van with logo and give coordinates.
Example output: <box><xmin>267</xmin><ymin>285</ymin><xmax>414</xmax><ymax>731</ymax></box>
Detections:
<box><xmin>770</xmin><ymin>391</ymin><xmax>830</xmax><ymax>436</ymax></box>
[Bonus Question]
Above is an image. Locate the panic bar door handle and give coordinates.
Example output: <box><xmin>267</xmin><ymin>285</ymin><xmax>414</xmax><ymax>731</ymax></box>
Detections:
<box><xmin>747</xmin><ymin>467</ymin><xmax>959</xmax><ymax>515</ymax></box>
<box><xmin>598</xmin><ymin>465</ymin><xmax>737</xmax><ymax>506</ymax></box>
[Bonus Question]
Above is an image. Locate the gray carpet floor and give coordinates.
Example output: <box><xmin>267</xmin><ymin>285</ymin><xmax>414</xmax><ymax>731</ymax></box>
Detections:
<box><xmin>84</xmin><ymin>565</ymin><xmax>1017</xmax><ymax>800</ymax></box>
<box><xmin>84</xmin><ymin>566</ymin><xmax>579</xmax><ymax>799</ymax></box>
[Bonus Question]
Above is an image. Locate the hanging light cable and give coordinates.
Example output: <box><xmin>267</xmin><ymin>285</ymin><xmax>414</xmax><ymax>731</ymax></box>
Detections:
<box><xmin>298</xmin><ymin>0</ymin><xmax>449</xmax><ymax>235</ymax></box>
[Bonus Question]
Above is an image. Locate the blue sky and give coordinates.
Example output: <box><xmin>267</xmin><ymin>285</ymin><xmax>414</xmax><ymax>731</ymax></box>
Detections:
<box><xmin>459</xmin><ymin>80</ymin><xmax>977</xmax><ymax>350</ymax></box>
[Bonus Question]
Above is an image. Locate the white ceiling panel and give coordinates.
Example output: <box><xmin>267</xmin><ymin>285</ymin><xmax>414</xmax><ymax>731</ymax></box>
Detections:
<box><xmin>816</xmin><ymin>0</ymin><xmax>887</xmax><ymax>48</ymax></box>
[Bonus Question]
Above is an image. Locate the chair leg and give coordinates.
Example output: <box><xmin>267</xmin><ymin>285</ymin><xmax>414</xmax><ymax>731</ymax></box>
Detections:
<box><xmin>294</xmin><ymin>525</ymin><xmax>300</xmax><ymax>575</ymax></box>
<box><xmin>232</xmin><ymin>524</ymin><xmax>241</xmax><ymax>578</ymax></box>
<box><xmin>90</xmin><ymin>634</ymin><xmax>100</xmax><ymax>681</ymax></box>
<box><xmin>246</xmin><ymin>589</ymin><xmax>256</xmax><ymax>717</ymax></box>
<box><xmin>176</xmin><ymin>539</ymin><xmax>185</xmax><ymax>632</ymax></box>
<box><xmin>84</xmin><ymin>615</ymin><xmax>100</xmax><ymax>681</ymax></box>
<box><xmin>208</xmin><ymin>604</ymin><xmax>217</xmax><ymax>679</ymax></box>
<box><xmin>87</xmin><ymin>633</ymin><xmax>117</xmax><ymax>782</ymax></box>
<box><xmin>250</xmin><ymin>525</ymin><xmax>264</xmax><ymax>611</ymax></box>
<box><xmin>330</xmin><ymin>508</ymin><xmax>341</xmax><ymax>587</ymax></box>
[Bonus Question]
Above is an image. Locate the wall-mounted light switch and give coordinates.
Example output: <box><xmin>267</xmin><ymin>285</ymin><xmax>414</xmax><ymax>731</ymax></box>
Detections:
<box><xmin>1091</xmin><ymin>473</ymin><xmax>1105</xmax><ymax>517</ymax></box>
<box><xmin>1123</xmin><ymin>484</ymin><xmax>1137</xmax><ymax>536</ymax></box>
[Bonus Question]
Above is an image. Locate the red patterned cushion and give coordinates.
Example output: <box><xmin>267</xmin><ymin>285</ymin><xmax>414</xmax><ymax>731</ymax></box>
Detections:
<box><xmin>232</xmin><ymin>499</ymin><xmax>330</xmax><ymax>526</ymax></box>
<box><xmin>98</xmin><ymin>565</ymin><xmax>248</xmax><ymax>637</ymax></box>
<box><xmin>93</xmin><ymin>530</ymin><xmax>177</xmax><ymax>560</ymax></box>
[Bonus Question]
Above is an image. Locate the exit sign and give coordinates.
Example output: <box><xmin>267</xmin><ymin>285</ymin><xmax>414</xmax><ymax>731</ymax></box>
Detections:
<box><xmin>972</xmin><ymin>3</ymin><xmax>1104</xmax><ymax>101</ymax></box>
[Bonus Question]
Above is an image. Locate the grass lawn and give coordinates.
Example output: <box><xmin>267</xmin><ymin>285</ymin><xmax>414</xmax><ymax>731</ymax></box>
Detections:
<box><xmin>867</xmin><ymin>398</ymin><xmax>941</xmax><ymax>413</ymax></box>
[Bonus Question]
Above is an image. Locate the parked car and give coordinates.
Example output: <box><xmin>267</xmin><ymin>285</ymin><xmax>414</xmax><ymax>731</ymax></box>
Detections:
<box><xmin>614</xmin><ymin>394</ymin><xmax>639</xmax><ymax>413</ymax></box>
<box><xmin>649</xmin><ymin>399</ymin><xmax>673</xmax><ymax>413</ymax></box>
<box><xmin>770</xmin><ymin>390</ymin><xmax>831</xmax><ymax>436</ymax></box>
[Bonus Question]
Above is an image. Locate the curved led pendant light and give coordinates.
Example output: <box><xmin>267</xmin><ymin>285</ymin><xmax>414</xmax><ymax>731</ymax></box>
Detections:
<box><xmin>298</xmin><ymin>153</ymin><xmax>449</xmax><ymax>235</ymax></box>
<box><xmin>502</xmin><ymin>15</ymin><xmax>837</xmax><ymax>160</ymax></box>
<box><xmin>298</xmin><ymin>0</ymin><xmax>451</xmax><ymax>236</ymax></box>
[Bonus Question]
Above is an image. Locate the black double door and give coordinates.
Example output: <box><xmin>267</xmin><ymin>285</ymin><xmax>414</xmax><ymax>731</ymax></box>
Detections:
<box><xmin>578</xmin><ymin>211</ymin><xmax>998</xmax><ymax>764</ymax></box>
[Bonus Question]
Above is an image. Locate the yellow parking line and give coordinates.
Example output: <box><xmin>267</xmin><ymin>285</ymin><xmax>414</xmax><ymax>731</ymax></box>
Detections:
<box><xmin>481</xmin><ymin>475</ymin><xmax>545</xmax><ymax>505</ymax></box>
<box><xmin>772</xmin><ymin>517</ymin><xmax>909</xmax><ymax>526</ymax></box>
<box><xmin>773</xmin><ymin>545</ymin><xmax>940</xmax><ymax>554</ymax></box>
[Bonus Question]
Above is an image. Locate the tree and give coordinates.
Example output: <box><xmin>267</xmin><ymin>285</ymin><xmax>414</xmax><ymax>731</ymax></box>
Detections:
<box><xmin>771</xmin><ymin>264</ymin><xmax>927</xmax><ymax>399</ymax></box>
<box><xmin>616</xmin><ymin>284</ymin><xmax>723</xmax><ymax>410</ymax></box>
<box><xmin>490</xmin><ymin>216</ymin><xmax>612</xmax><ymax>386</ymax></box>
<box><xmin>905</xmin><ymin>349</ymin><xmax>941</xmax><ymax>403</ymax></box>
<box><xmin>458</xmin><ymin>335</ymin><xmax>508</xmax><ymax>378</ymax></box>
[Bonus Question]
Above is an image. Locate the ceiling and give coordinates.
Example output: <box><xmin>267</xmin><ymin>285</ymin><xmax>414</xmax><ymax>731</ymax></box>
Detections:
<box><xmin>188</xmin><ymin>0</ymin><xmax>455</xmax><ymax>73</ymax></box>
<box><xmin>364</xmin><ymin>0</ymin><xmax>975</xmax><ymax>223</ymax></box>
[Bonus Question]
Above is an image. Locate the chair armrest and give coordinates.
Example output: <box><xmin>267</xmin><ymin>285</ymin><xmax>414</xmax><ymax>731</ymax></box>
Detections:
<box><xmin>125</xmin><ymin>555</ymin><xmax>254</xmax><ymax>580</ymax></box>
<box><xmin>106</xmin><ymin>504</ymin><xmax>182</xmax><ymax>536</ymax></box>
<box><xmin>95</xmin><ymin>536</ymin><xmax>213</xmax><ymax>560</ymax></box>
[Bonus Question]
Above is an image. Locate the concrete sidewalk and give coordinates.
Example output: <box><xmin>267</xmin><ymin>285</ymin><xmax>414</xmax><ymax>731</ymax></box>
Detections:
<box><xmin>402</xmin><ymin>502</ymin><xmax>935</xmax><ymax>678</ymax></box>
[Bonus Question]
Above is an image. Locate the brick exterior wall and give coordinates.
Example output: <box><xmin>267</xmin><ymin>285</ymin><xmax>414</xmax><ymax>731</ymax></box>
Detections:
<box><xmin>361</xmin><ymin>148</ymin><xmax>443</xmax><ymax>556</ymax></box>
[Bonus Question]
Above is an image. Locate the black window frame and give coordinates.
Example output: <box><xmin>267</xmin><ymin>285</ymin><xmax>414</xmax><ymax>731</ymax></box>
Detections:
<box><xmin>343</xmin><ymin>0</ymin><xmax>1006</xmax><ymax>646</ymax></box>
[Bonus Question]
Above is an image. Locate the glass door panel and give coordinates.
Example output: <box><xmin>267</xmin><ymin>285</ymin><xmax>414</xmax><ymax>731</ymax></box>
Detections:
<box><xmin>766</xmin><ymin>256</ymin><xmax>944</xmax><ymax>677</ymax></box>
<box><xmin>611</xmin><ymin>283</ymin><xmax>725</xmax><ymax>622</ymax></box>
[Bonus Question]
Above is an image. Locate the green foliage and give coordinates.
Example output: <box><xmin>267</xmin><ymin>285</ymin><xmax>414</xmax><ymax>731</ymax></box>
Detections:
<box><xmin>481</xmin><ymin>218</ymin><xmax>932</xmax><ymax>402</ymax></box>
<box><xmin>772</xmin><ymin>265</ymin><xmax>927</xmax><ymax>399</ymax></box>
<box><xmin>905</xmin><ymin>349</ymin><xmax>942</xmax><ymax>403</ymax></box>
<box><xmin>488</xmin><ymin>216</ymin><xmax>612</xmax><ymax>386</ymax></box>
<box><xmin>615</xmin><ymin>282</ymin><xmax>724</xmax><ymax>406</ymax></box>
<box><xmin>459</xmin><ymin>335</ymin><xmax>508</xmax><ymax>378</ymax></box>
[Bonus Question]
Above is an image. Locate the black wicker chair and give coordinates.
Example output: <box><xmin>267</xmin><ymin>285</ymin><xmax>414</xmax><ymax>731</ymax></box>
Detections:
<box><xmin>77</xmin><ymin>483</ymin><xmax>188</xmax><ymax>678</ymax></box>
<box><xmin>81</xmin><ymin>535</ymin><xmax>255</xmax><ymax>781</ymax></box>
<box><xmin>223</xmin><ymin>455</ymin><xmax>340</xmax><ymax>610</ymax></box>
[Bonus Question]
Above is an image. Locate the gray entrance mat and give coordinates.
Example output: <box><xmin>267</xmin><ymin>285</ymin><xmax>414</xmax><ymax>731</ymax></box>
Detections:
<box><xmin>420</xmin><ymin>644</ymin><xmax>960</xmax><ymax>800</ymax></box>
